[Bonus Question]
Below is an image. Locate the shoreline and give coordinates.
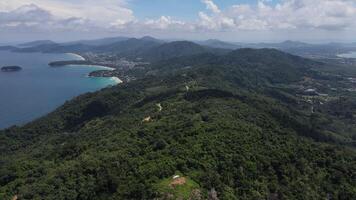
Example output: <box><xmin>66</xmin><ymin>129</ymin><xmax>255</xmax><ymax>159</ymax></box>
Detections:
<box><xmin>66</xmin><ymin>64</ymin><xmax>115</xmax><ymax>71</ymax></box>
<box><xmin>64</xmin><ymin>52</ymin><xmax>123</xmax><ymax>84</ymax></box>
<box><xmin>66</xmin><ymin>53</ymin><xmax>85</xmax><ymax>61</ymax></box>
<box><xmin>87</xmin><ymin>75</ymin><xmax>123</xmax><ymax>84</ymax></box>
<box><xmin>110</xmin><ymin>77</ymin><xmax>123</xmax><ymax>84</ymax></box>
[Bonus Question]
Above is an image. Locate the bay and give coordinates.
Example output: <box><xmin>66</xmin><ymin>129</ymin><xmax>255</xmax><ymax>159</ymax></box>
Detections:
<box><xmin>0</xmin><ymin>51</ymin><xmax>118</xmax><ymax>129</ymax></box>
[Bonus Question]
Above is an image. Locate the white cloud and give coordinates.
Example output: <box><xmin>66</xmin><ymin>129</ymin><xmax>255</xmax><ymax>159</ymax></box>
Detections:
<box><xmin>201</xmin><ymin>0</ymin><xmax>221</xmax><ymax>14</ymax></box>
<box><xmin>1</xmin><ymin>0</ymin><xmax>356</xmax><ymax>41</ymax></box>
<box><xmin>143</xmin><ymin>16</ymin><xmax>186</xmax><ymax>30</ymax></box>
<box><xmin>204</xmin><ymin>0</ymin><xmax>356</xmax><ymax>31</ymax></box>
<box><xmin>197</xmin><ymin>12</ymin><xmax>235</xmax><ymax>30</ymax></box>
<box><xmin>0</xmin><ymin>0</ymin><xmax>134</xmax><ymax>31</ymax></box>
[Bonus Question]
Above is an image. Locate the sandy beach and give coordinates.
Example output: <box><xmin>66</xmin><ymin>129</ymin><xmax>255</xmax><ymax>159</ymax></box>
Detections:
<box><xmin>110</xmin><ymin>77</ymin><xmax>123</xmax><ymax>84</ymax></box>
<box><xmin>66</xmin><ymin>53</ymin><xmax>85</xmax><ymax>61</ymax></box>
<box><xmin>66</xmin><ymin>64</ymin><xmax>115</xmax><ymax>70</ymax></box>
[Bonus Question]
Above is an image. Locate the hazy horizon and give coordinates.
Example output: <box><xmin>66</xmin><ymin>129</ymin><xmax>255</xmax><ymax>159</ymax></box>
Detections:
<box><xmin>2</xmin><ymin>35</ymin><xmax>356</xmax><ymax>46</ymax></box>
<box><xmin>1</xmin><ymin>0</ymin><xmax>356</xmax><ymax>43</ymax></box>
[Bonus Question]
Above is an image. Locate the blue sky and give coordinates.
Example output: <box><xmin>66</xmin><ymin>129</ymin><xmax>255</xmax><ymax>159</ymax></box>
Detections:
<box><xmin>130</xmin><ymin>0</ymin><xmax>271</xmax><ymax>20</ymax></box>
<box><xmin>0</xmin><ymin>0</ymin><xmax>356</xmax><ymax>42</ymax></box>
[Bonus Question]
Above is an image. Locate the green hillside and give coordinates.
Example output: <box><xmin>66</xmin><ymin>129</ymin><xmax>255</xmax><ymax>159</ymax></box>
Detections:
<box><xmin>0</xmin><ymin>49</ymin><xmax>355</xmax><ymax>200</ymax></box>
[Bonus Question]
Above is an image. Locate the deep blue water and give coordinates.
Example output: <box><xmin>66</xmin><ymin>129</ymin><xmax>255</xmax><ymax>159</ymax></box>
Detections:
<box><xmin>0</xmin><ymin>51</ymin><xmax>118</xmax><ymax>129</ymax></box>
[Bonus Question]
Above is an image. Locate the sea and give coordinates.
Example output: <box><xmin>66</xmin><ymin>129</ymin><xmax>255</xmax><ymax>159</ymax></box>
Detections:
<box><xmin>0</xmin><ymin>50</ymin><xmax>120</xmax><ymax>129</ymax></box>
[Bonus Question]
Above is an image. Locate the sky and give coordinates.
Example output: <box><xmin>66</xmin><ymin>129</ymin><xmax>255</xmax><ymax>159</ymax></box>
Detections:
<box><xmin>1</xmin><ymin>0</ymin><xmax>356</xmax><ymax>43</ymax></box>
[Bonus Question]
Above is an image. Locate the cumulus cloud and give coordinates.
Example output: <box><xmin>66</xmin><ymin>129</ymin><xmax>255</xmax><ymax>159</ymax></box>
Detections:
<box><xmin>0</xmin><ymin>4</ymin><xmax>52</xmax><ymax>26</ymax></box>
<box><xmin>0</xmin><ymin>0</ymin><xmax>134</xmax><ymax>32</ymax></box>
<box><xmin>143</xmin><ymin>16</ymin><xmax>187</xmax><ymax>30</ymax></box>
<box><xmin>201</xmin><ymin>0</ymin><xmax>221</xmax><ymax>14</ymax></box>
<box><xmin>1</xmin><ymin>0</ymin><xmax>356</xmax><ymax>40</ymax></box>
<box><xmin>198</xmin><ymin>0</ymin><xmax>356</xmax><ymax>31</ymax></box>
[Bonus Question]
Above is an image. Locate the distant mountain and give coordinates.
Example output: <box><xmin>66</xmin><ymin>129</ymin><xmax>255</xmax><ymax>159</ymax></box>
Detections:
<box><xmin>14</xmin><ymin>43</ymin><xmax>94</xmax><ymax>53</ymax></box>
<box><xmin>9</xmin><ymin>36</ymin><xmax>163</xmax><ymax>54</ymax></box>
<box><xmin>276</xmin><ymin>40</ymin><xmax>313</xmax><ymax>48</ymax></box>
<box><xmin>0</xmin><ymin>46</ymin><xmax>18</xmax><ymax>51</ymax></box>
<box><xmin>64</xmin><ymin>36</ymin><xmax>164</xmax><ymax>49</ymax></box>
<box><xmin>5</xmin><ymin>37</ymin><xmax>166</xmax><ymax>56</ymax></box>
<box><xmin>64</xmin><ymin>36</ymin><xmax>130</xmax><ymax>46</ymax></box>
<box><xmin>141</xmin><ymin>41</ymin><xmax>209</xmax><ymax>61</ymax></box>
<box><xmin>18</xmin><ymin>40</ymin><xmax>57</xmax><ymax>47</ymax></box>
<box><xmin>95</xmin><ymin>38</ymin><xmax>162</xmax><ymax>54</ymax></box>
<box><xmin>198</xmin><ymin>39</ymin><xmax>241</xmax><ymax>49</ymax></box>
<box><xmin>232</xmin><ymin>40</ymin><xmax>356</xmax><ymax>57</ymax></box>
<box><xmin>140</xmin><ymin>41</ymin><xmax>231</xmax><ymax>61</ymax></box>
<box><xmin>140</xmin><ymin>36</ymin><xmax>165</xmax><ymax>43</ymax></box>
<box><xmin>5</xmin><ymin>37</ymin><xmax>356</xmax><ymax>59</ymax></box>
<box><xmin>240</xmin><ymin>40</ymin><xmax>312</xmax><ymax>49</ymax></box>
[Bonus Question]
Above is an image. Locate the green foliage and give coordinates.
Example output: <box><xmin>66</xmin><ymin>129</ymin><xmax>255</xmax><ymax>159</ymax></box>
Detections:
<box><xmin>0</xmin><ymin>49</ymin><xmax>355</xmax><ymax>199</ymax></box>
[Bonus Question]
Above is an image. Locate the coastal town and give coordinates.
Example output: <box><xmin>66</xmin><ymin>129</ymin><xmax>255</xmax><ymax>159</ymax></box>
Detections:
<box><xmin>80</xmin><ymin>52</ymin><xmax>150</xmax><ymax>82</ymax></box>
<box><xmin>49</xmin><ymin>52</ymin><xmax>150</xmax><ymax>83</ymax></box>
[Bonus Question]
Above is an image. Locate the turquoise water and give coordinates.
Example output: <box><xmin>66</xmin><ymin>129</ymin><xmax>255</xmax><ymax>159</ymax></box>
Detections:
<box><xmin>338</xmin><ymin>52</ymin><xmax>356</xmax><ymax>58</ymax></box>
<box><xmin>0</xmin><ymin>51</ymin><xmax>118</xmax><ymax>129</ymax></box>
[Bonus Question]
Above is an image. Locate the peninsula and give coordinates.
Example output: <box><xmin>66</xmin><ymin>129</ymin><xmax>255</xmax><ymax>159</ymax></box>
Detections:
<box><xmin>48</xmin><ymin>60</ymin><xmax>94</xmax><ymax>67</ymax></box>
<box><xmin>48</xmin><ymin>59</ymin><xmax>124</xmax><ymax>81</ymax></box>
<box><xmin>1</xmin><ymin>66</ymin><xmax>22</xmax><ymax>72</ymax></box>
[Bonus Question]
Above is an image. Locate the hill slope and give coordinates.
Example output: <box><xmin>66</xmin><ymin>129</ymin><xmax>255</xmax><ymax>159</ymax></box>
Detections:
<box><xmin>18</xmin><ymin>40</ymin><xmax>57</xmax><ymax>47</ymax></box>
<box><xmin>0</xmin><ymin>49</ymin><xmax>355</xmax><ymax>200</ymax></box>
<box><xmin>198</xmin><ymin>39</ymin><xmax>241</xmax><ymax>49</ymax></box>
<box><xmin>140</xmin><ymin>41</ymin><xmax>229</xmax><ymax>62</ymax></box>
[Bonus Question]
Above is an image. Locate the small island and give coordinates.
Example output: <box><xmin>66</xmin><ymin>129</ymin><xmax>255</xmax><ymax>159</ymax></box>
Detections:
<box><xmin>1</xmin><ymin>66</ymin><xmax>22</xmax><ymax>72</ymax></box>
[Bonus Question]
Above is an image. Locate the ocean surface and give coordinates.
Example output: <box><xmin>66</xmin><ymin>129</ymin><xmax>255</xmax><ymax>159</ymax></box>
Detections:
<box><xmin>338</xmin><ymin>51</ymin><xmax>356</xmax><ymax>58</ymax></box>
<box><xmin>0</xmin><ymin>51</ymin><xmax>119</xmax><ymax>129</ymax></box>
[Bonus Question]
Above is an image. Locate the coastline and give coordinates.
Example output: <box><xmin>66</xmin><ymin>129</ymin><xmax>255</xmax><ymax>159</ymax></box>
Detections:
<box><xmin>110</xmin><ymin>77</ymin><xmax>123</xmax><ymax>84</ymax></box>
<box><xmin>87</xmin><ymin>75</ymin><xmax>123</xmax><ymax>84</ymax></box>
<box><xmin>63</xmin><ymin>52</ymin><xmax>123</xmax><ymax>84</ymax></box>
<box><xmin>0</xmin><ymin>51</ymin><xmax>122</xmax><ymax>129</ymax></box>
<box><xmin>66</xmin><ymin>53</ymin><xmax>85</xmax><ymax>61</ymax></box>
<box><xmin>66</xmin><ymin>64</ymin><xmax>115</xmax><ymax>71</ymax></box>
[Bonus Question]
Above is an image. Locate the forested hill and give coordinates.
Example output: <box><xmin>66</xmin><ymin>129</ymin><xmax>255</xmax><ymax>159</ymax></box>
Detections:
<box><xmin>10</xmin><ymin>39</ymin><xmax>229</xmax><ymax>62</ymax></box>
<box><xmin>0</xmin><ymin>49</ymin><xmax>355</xmax><ymax>200</ymax></box>
<box><xmin>149</xmin><ymin>48</ymin><xmax>320</xmax><ymax>85</ymax></box>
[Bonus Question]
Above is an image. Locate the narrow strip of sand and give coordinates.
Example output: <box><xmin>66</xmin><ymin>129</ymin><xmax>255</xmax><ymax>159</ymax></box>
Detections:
<box><xmin>110</xmin><ymin>77</ymin><xmax>123</xmax><ymax>84</ymax></box>
<box><xmin>66</xmin><ymin>53</ymin><xmax>85</xmax><ymax>61</ymax></box>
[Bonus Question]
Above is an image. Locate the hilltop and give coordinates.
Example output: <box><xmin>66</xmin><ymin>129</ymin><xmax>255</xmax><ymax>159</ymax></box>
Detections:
<box><xmin>18</xmin><ymin>40</ymin><xmax>57</xmax><ymax>47</ymax></box>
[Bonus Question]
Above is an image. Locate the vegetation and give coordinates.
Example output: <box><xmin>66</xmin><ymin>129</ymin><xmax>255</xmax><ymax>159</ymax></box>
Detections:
<box><xmin>48</xmin><ymin>60</ymin><xmax>94</xmax><ymax>67</ymax></box>
<box><xmin>0</xmin><ymin>48</ymin><xmax>355</xmax><ymax>199</ymax></box>
<box><xmin>1</xmin><ymin>66</ymin><xmax>22</xmax><ymax>72</ymax></box>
